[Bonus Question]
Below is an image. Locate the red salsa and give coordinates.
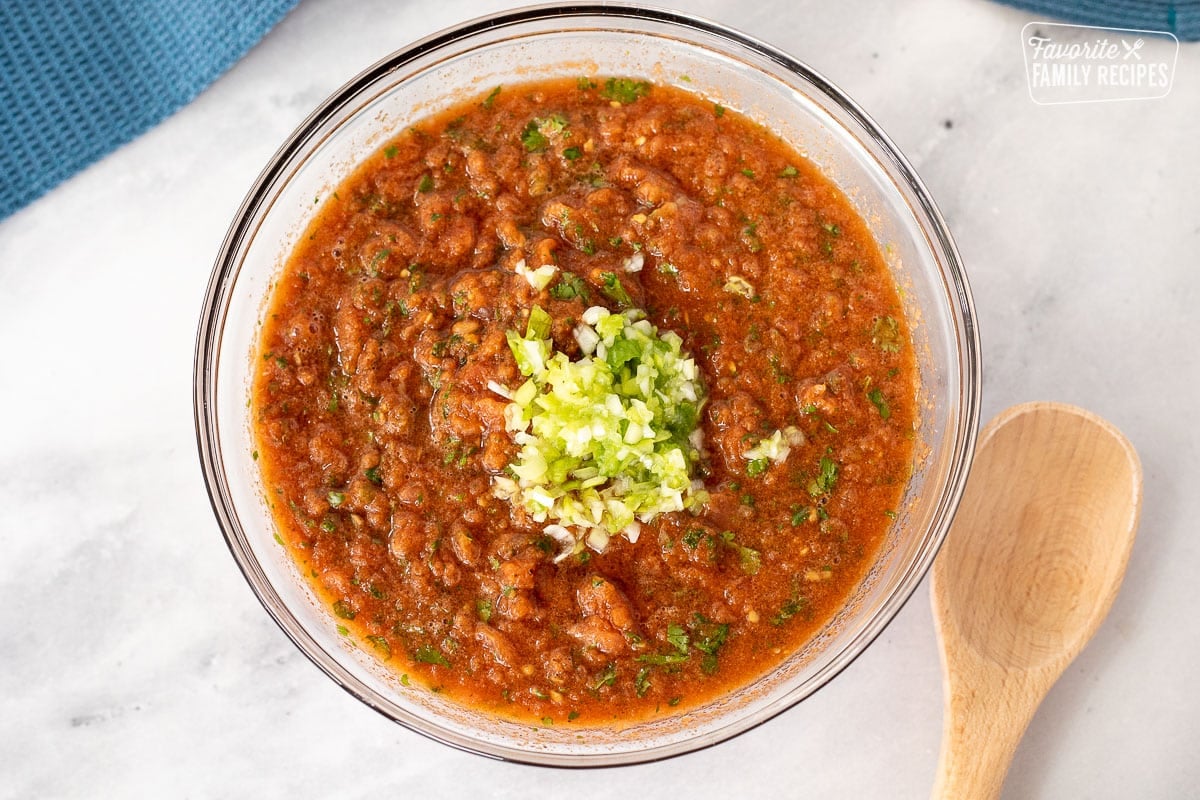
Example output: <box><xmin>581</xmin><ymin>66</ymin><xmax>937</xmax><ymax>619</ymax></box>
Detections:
<box><xmin>252</xmin><ymin>77</ymin><xmax>917</xmax><ymax>724</ymax></box>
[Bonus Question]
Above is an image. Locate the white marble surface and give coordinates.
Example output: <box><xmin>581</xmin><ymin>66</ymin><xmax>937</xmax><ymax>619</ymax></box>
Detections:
<box><xmin>1</xmin><ymin>0</ymin><xmax>1196</xmax><ymax>796</ymax></box>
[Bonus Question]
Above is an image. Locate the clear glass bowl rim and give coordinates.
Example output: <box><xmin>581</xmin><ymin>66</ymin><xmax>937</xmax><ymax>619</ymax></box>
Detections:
<box><xmin>194</xmin><ymin>0</ymin><xmax>981</xmax><ymax>767</ymax></box>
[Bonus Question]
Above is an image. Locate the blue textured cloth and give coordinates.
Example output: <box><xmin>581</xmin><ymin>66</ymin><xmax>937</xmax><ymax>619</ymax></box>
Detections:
<box><xmin>998</xmin><ymin>0</ymin><xmax>1200</xmax><ymax>39</ymax></box>
<box><xmin>0</xmin><ymin>0</ymin><xmax>299</xmax><ymax>219</ymax></box>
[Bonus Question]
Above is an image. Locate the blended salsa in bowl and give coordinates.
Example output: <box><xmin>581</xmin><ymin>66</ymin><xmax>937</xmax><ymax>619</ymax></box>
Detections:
<box><xmin>195</xmin><ymin>4</ymin><xmax>979</xmax><ymax>765</ymax></box>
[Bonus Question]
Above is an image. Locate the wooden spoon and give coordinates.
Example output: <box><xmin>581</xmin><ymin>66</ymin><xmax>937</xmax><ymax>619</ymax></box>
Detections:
<box><xmin>931</xmin><ymin>402</ymin><xmax>1142</xmax><ymax>799</ymax></box>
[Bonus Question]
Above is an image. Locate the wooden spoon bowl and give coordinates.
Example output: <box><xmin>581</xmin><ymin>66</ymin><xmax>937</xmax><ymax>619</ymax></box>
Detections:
<box><xmin>931</xmin><ymin>402</ymin><xmax>1142</xmax><ymax>799</ymax></box>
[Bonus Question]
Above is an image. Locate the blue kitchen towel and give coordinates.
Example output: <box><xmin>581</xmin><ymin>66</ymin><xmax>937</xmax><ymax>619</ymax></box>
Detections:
<box><xmin>998</xmin><ymin>0</ymin><xmax>1200</xmax><ymax>39</ymax></box>
<box><xmin>0</xmin><ymin>0</ymin><xmax>300</xmax><ymax>220</ymax></box>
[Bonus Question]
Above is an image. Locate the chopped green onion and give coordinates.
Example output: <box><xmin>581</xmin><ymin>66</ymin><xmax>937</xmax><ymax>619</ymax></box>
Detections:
<box><xmin>493</xmin><ymin>305</ymin><xmax>707</xmax><ymax>556</ymax></box>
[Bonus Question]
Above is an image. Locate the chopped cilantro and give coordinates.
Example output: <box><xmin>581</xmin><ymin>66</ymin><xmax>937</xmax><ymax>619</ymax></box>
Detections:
<box><xmin>600</xmin><ymin>77</ymin><xmax>651</xmax><ymax>104</ymax></box>
<box><xmin>383</xmin><ymin>145</ymin><xmax>398</xmax><ymax>159</ymax></box>
<box><xmin>867</xmin><ymin>387</ymin><xmax>891</xmax><ymax>419</ymax></box>
<box><xmin>482</xmin><ymin>85</ymin><xmax>502</xmax><ymax>109</ymax></box>
<box><xmin>332</xmin><ymin>600</ymin><xmax>356</xmax><ymax>620</ymax></box>
<box><xmin>476</xmin><ymin>598</ymin><xmax>492</xmax><ymax>623</ymax></box>
<box><xmin>549</xmin><ymin>271</ymin><xmax>589</xmax><ymax>301</ymax></box>
<box><xmin>690</xmin><ymin>614</ymin><xmax>729</xmax><ymax>674</ymax></box>
<box><xmin>520</xmin><ymin>120</ymin><xmax>549</xmax><ymax>152</ymax></box>
<box><xmin>414</xmin><ymin>644</ymin><xmax>450</xmax><ymax>667</ymax></box>
<box><xmin>779</xmin><ymin>165</ymin><xmax>799</xmax><ymax>178</ymax></box>
<box><xmin>772</xmin><ymin>597</ymin><xmax>808</xmax><ymax>626</ymax></box>
<box><xmin>592</xmin><ymin>662</ymin><xmax>617</xmax><ymax>690</ymax></box>
<box><xmin>599</xmin><ymin>272</ymin><xmax>633</xmax><ymax>306</ymax></box>
<box><xmin>563</xmin><ymin>146</ymin><xmax>582</xmax><ymax>160</ymax></box>
<box><xmin>714</xmin><ymin>104</ymin><xmax>726</xmax><ymax>117</ymax></box>
<box><xmin>635</xmin><ymin>666</ymin><xmax>653</xmax><ymax>697</ymax></box>
<box><xmin>636</xmin><ymin>652</ymin><xmax>689</xmax><ymax>666</ymax></box>
<box><xmin>809</xmin><ymin>456</ymin><xmax>839</xmax><ymax>498</ymax></box>
<box><xmin>666</xmin><ymin>623</ymin><xmax>689</xmax><ymax>655</ymax></box>
<box><xmin>719</xmin><ymin>531</ymin><xmax>761</xmax><ymax>575</ymax></box>
<box><xmin>327</xmin><ymin>491</ymin><xmax>346</xmax><ymax>508</ymax></box>
<box><xmin>747</xmin><ymin>458</ymin><xmax>769</xmax><ymax>477</ymax></box>
<box><xmin>417</xmin><ymin>173</ymin><xmax>434</xmax><ymax>193</ymax></box>
<box><xmin>366</xmin><ymin>635</ymin><xmax>391</xmax><ymax>658</ymax></box>
<box><xmin>365</xmin><ymin>465</ymin><xmax>383</xmax><ymax>485</ymax></box>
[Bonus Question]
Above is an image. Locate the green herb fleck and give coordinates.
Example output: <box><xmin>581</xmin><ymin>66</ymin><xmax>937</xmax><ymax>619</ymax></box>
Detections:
<box><xmin>809</xmin><ymin>456</ymin><xmax>839</xmax><ymax>498</ymax></box>
<box><xmin>867</xmin><ymin>387</ymin><xmax>891</xmax><ymax>419</ymax></box>
<box><xmin>365</xmin><ymin>466</ymin><xmax>383</xmax><ymax>486</ymax></box>
<box><xmin>327</xmin><ymin>491</ymin><xmax>346</xmax><ymax>508</ymax></box>
<box><xmin>690</xmin><ymin>614</ymin><xmax>729</xmax><ymax>674</ymax></box>
<box><xmin>599</xmin><ymin>272</ymin><xmax>633</xmax><ymax>306</ymax></box>
<box><xmin>366</xmin><ymin>635</ymin><xmax>391</xmax><ymax>658</ymax></box>
<box><xmin>636</xmin><ymin>652</ymin><xmax>689</xmax><ymax>666</ymax></box>
<box><xmin>592</xmin><ymin>662</ymin><xmax>617</xmax><ymax>690</ymax></box>
<box><xmin>477</xmin><ymin>598</ymin><xmax>493</xmax><ymax>623</ymax></box>
<box><xmin>714</xmin><ymin>104</ymin><xmax>726</xmax><ymax>117</ymax></box>
<box><xmin>549</xmin><ymin>271</ymin><xmax>589</xmax><ymax>301</ymax></box>
<box><xmin>384</xmin><ymin>145</ymin><xmax>398</xmax><ymax>159</ymax></box>
<box><xmin>332</xmin><ymin>600</ymin><xmax>356</xmax><ymax>620</ymax></box>
<box><xmin>666</xmin><ymin>623</ymin><xmax>689</xmax><ymax>655</ymax></box>
<box><xmin>563</xmin><ymin>146</ymin><xmax>582</xmax><ymax>160</ymax></box>
<box><xmin>747</xmin><ymin>458</ymin><xmax>769</xmax><ymax>477</ymax></box>
<box><xmin>741</xmin><ymin>167</ymin><xmax>756</xmax><ymax>179</ymax></box>
<box><xmin>779</xmin><ymin>165</ymin><xmax>799</xmax><ymax>178</ymax></box>
<box><xmin>772</xmin><ymin>596</ymin><xmax>808</xmax><ymax>626</ymax></box>
<box><xmin>520</xmin><ymin>120</ymin><xmax>549</xmax><ymax>152</ymax></box>
<box><xmin>482</xmin><ymin>85</ymin><xmax>502</xmax><ymax>109</ymax></box>
<box><xmin>600</xmin><ymin>77</ymin><xmax>651</xmax><ymax>104</ymax></box>
<box><xmin>720</xmin><ymin>531</ymin><xmax>761</xmax><ymax>575</ymax></box>
<box><xmin>417</xmin><ymin>173</ymin><xmax>434</xmax><ymax>193</ymax></box>
<box><xmin>635</xmin><ymin>666</ymin><xmax>653</xmax><ymax>697</ymax></box>
<box><xmin>415</xmin><ymin>644</ymin><xmax>450</xmax><ymax>667</ymax></box>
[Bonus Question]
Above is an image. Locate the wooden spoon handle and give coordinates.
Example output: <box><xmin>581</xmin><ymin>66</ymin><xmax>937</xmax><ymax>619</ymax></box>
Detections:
<box><xmin>931</xmin><ymin>666</ymin><xmax>1042</xmax><ymax>800</ymax></box>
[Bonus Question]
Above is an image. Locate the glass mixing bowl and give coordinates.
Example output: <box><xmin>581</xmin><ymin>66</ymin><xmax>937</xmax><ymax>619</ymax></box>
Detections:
<box><xmin>194</xmin><ymin>2</ymin><xmax>980</xmax><ymax>766</ymax></box>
